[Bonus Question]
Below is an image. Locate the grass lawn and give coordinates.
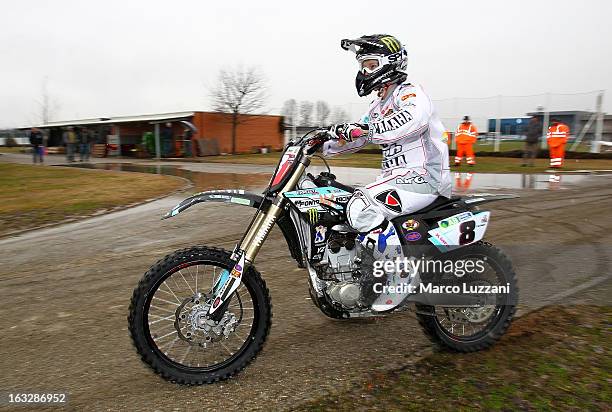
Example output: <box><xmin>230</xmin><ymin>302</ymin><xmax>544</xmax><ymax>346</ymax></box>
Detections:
<box><xmin>473</xmin><ymin>140</ymin><xmax>592</xmax><ymax>152</ymax></box>
<box><xmin>0</xmin><ymin>163</ymin><xmax>184</xmax><ymax>236</ymax></box>
<box><xmin>203</xmin><ymin>152</ymin><xmax>612</xmax><ymax>173</ymax></box>
<box><xmin>295</xmin><ymin>305</ymin><xmax>611</xmax><ymax>411</ymax></box>
<box><xmin>0</xmin><ymin>147</ymin><xmax>27</xmax><ymax>153</ymax></box>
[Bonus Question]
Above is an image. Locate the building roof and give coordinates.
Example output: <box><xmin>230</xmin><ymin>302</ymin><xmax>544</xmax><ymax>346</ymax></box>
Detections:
<box><xmin>26</xmin><ymin>110</ymin><xmax>283</xmax><ymax>129</ymax></box>
<box><xmin>31</xmin><ymin>111</ymin><xmax>196</xmax><ymax>129</ymax></box>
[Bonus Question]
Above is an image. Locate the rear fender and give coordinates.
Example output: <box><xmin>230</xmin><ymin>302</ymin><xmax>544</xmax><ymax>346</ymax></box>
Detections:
<box><xmin>462</xmin><ymin>193</ymin><xmax>519</xmax><ymax>207</ymax></box>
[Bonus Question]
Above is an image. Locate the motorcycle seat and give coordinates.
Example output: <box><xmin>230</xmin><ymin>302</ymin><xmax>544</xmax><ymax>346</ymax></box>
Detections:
<box><xmin>413</xmin><ymin>195</ymin><xmax>462</xmax><ymax>214</ymax></box>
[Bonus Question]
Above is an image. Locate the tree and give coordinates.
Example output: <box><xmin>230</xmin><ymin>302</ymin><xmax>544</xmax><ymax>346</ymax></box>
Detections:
<box><xmin>210</xmin><ymin>66</ymin><xmax>267</xmax><ymax>154</ymax></box>
<box><xmin>330</xmin><ymin>106</ymin><xmax>351</xmax><ymax>124</ymax></box>
<box><xmin>299</xmin><ymin>100</ymin><xmax>314</xmax><ymax>126</ymax></box>
<box><xmin>281</xmin><ymin>99</ymin><xmax>297</xmax><ymax>126</ymax></box>
<box><xmin>35</xmin><ymin>76</ymin><xmax>60</xmax><ymax>124</ymax></box>
<box><xmin>315</xmin><ymin>100</ymin><xmax>331</xmax><ymax>126</ymax></box>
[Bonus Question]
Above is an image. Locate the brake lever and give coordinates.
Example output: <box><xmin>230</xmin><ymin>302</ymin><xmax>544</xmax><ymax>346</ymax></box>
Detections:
<box><xmin>305</xmin><ymin>131</ymin><xmax>330</xmax><ymax>155</ymax></box>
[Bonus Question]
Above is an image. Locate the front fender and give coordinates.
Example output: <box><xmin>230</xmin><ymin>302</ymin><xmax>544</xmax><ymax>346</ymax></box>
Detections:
<box><xmin>162</xmin><ymin>189</ymin><xmax>264</xmax><ymax>219</ymax></box>
<box><xmin>163</xmin><ymin>189</ymin><xmax>305</xmax><ymax>267</ymax></box>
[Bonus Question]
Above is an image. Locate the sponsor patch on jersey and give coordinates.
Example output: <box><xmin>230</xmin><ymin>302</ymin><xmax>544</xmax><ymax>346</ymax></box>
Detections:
<box><xmin>395</xmin><ymin>174</ymin><xmax>427</xmax><ymax>185</ymax></box>
<box><xmin>405</xmin><ymin>231</ymin><xmax>422</xmax><ymax>242</ymax></box>
<box><xmin>402</xmin><ymin>219</ymin><xmax>420</xmax><ymax>231</ymax></box>
<box><xmin>375</xmin><ymin>190</ymin><xmax>402</xmax><ymax>213</ymax></box>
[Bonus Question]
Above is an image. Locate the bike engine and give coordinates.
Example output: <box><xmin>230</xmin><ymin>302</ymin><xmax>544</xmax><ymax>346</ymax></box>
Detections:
<box><xmin>317</xmin><ymin>231</ymin><xmax>377</xmax><ymax>310</ymax></box>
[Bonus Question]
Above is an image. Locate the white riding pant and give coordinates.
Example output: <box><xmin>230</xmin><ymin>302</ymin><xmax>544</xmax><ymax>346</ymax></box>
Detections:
<box><xmin>346</xmin><ymin>168</ymin><xmax>439</xmax><ymax>233</ymax></box>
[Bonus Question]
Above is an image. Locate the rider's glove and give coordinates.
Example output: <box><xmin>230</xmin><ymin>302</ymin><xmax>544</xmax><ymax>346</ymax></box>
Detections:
<box><xmin>328</xmin><ymin>123</ymin><xmax>368</xmax><ymax>142</ymax></box>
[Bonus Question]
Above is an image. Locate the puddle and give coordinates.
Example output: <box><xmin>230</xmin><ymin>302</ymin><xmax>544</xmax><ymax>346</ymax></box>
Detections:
<box><xmin>62</xmin><ymin>163</ymin><xmax>590</xmax><ymax>193</ymax></box>
<box><xmin>61</xmin><ymin>163</ymin><xmax>271</xmax><ymax>192</ymax></box>
<box><xmin>450</xmin><ymin>172</ymin><xmax>588</xmax><ymax>193</ymax></box>
<box><xmin>307</xmin><ymin>166</ymin><xmax>589</xmax><ymax>192</ymax></box>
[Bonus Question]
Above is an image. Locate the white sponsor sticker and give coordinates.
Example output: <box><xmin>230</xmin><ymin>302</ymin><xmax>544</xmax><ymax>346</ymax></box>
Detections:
<box><xmin>428</xmin><ymin>211</ymin><xmax>490</xmax><ymax>252</ymax></box>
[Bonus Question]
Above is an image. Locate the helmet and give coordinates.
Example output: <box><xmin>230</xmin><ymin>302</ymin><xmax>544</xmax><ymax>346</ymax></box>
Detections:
<box><xmin>341</xmin><ymin>34</ymin><xmax>408</xmax><ymax>97</ymax></box>
<box><xmin>463</xmin><ymin>115</ymin><xmax>470</xmax><ymax>122</ymax></box>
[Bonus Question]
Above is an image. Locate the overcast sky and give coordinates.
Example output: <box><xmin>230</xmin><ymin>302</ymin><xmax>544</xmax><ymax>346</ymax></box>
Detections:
<box><xmin>1</xmin><ymin>0</ymin><xmax>611</xmax><ymax>128</ymax></box>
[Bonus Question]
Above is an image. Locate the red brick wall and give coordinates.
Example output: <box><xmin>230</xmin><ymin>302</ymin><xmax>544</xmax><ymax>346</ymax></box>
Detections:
<box><xmin>106</xmin><ymin>112</ymin><xmax>284</xmax><ymax>155</ymax></box>
<box><xmin>195</xmin><ymin>112</ymin><xmax>283</xmax><ymax>154</ymax></box>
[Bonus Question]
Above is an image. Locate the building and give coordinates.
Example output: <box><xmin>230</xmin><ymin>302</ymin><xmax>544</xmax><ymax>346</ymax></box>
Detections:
<box><xmin>27</xmin><ymin>111</ymin><xmax>285</xmax><ymax>156</ymax></box>
<box><xmin>486</xmin><ymin>111</ymin><xmax>612</xmax><ymax>144</ymax></box>
<box><xmin>524</xmin><ymin>110</ymin><xmax>612</xmax><ymax>142</ymax></box>
<box><xmin>486</xmin><ymin>117</ymin><xmax>531</xmax><ymax>136</ymax></box>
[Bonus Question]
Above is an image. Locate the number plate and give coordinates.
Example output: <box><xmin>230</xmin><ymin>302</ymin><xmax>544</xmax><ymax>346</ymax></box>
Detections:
<box><xmin>427</xmin><ymin>211</ymin><xmax>490</xmax><ymax>252</ymax></box>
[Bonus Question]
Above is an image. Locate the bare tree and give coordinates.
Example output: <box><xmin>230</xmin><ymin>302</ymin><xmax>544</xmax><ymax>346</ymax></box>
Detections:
<box><xmin>281</xmin><ymin>99</ymin><xmax>297</xmax><ymax>125</ymax></box>
<box><xmin>35</xmin><ymin>76</ymin><xmax>60</xmax><ymax>124</ymax></box>
<box><xmin>330</xmin><ymin>106</ymin><xmax>351</xmax><ymax>124</ymax></box>
<box><xmin>210</xmin><ymin>66</ymin><xmax>267</xmax><ymax>154</ymax></box>
<box><xmin>299</xmin><ymin>100</ymin><xmax>314</xmax><ymax>126</ymax></box>
<box><xmin>315</xmin><ymin>100</ymin><xmax>331</xmax><ymax>126</ymax></box>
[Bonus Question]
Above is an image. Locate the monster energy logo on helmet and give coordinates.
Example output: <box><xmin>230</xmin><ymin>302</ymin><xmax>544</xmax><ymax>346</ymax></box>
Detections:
<box><xmin>380</xmin><ymin>36</ymin><xmax>401</xmax><ymax>52</ymax></box>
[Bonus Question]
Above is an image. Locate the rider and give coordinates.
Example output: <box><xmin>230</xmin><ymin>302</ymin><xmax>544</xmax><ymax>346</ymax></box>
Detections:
<box><xmin>324</xmin><ymin>34</ymin><xmax>451</xmax><ymax>233</ymax></box>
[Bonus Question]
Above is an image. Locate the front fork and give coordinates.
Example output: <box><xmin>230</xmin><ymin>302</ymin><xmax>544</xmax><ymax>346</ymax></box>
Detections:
<box><xmin>207</xmin><ymin>161</ymin><xmax>308</xmax><ymax>316</ymax></box>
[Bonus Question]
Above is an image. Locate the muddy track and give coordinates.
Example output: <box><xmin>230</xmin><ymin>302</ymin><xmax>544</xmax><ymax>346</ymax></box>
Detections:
<box><xmin>1</xmin><ymin>176</ymin><xmax>611</xmax><ymax>411</ymax></box>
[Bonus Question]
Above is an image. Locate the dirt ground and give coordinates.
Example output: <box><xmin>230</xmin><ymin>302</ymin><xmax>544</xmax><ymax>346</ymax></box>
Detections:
<box><xmin>0</xmin><ymin>161</ymin><xmax>611</xmax><ymax>411</ymax></box>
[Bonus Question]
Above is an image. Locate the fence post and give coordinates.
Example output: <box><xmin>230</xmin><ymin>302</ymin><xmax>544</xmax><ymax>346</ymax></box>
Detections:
<box><xmin>540</xmin><ymin>93</ymin><xmax>551</xmax><ymax>150</ymax></box>
<box><xmin>591</xmin><ymin>91</ymin><xmax>604</xmax><ymax>153</ymax></box>
<box><xmin>154</xmin><ymin>123</ymin><xmax>161</xmax><ymax>160</ymax></box>
<box><xmin>494</xmin><ymin>95</ymin><xmax>502</xmax><ymax>152</ymax></box>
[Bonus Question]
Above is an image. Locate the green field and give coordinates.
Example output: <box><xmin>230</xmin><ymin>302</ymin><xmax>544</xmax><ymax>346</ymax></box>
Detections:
<box><xmin>0</xmin><ymin>163</ymin><xmax>184</xmax><ymax>236</ymax></box>
<box><xmin>203</xmin><ymin>151</ymin><xmax>612</xmax><ymax>173</ymax></box>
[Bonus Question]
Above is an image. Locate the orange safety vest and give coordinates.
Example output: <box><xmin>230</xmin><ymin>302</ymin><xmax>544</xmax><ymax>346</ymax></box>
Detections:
<box><xmin>547</xmin><ymin>123</ymin><xmax>569</xmax><ymax>148</ymax></box>
<box><xmin>455</xmin><ymin>122</ymin><xmax>478</xmax><ymax>145</ymax></box>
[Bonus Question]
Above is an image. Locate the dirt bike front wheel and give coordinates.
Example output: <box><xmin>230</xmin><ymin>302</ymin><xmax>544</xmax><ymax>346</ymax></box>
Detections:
<box><xmin>128</xmin><ymin>246</ymin><xmax>272</xmax><ymax>384</ymax></box>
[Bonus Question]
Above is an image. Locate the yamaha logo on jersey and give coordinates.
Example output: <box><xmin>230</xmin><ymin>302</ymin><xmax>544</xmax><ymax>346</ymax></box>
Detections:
<box><xmin>372</xmin><ymin>111</ymin><xmax>413</xmax><ymax>134</ymax></box>
<box><xmin>375</xmin><ymin>190</ymin><xmax>402</xmax><ymax>213</ymax></box>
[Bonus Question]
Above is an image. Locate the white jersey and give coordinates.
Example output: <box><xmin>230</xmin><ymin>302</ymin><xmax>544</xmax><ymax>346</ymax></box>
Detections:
<box><xmin>323</xmin><ymin>81</ymin><xmax>451</xmax><ymax>198</ymax></box>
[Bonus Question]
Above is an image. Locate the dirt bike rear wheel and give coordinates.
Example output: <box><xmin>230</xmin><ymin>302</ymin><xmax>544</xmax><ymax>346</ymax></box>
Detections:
<box><xmin>416</xmin><ymin>241</ymin><xmax>517</xmax><ymax>352</ymax></box>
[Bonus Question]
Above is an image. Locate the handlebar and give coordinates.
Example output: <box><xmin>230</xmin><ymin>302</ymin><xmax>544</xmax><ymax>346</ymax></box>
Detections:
<box><xmin>292</xmin><ymin>124</ymin><xmax>368</xmax><ymax>154</ymax></box>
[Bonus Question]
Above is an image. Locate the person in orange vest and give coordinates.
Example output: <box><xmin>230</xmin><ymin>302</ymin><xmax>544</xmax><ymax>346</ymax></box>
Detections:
<box><xmin>454</xmin><ymin>115</ymin><xmax>478</xmax><ymax>166</ymax></box>
<box><xmin>547</xmin><ymin>119</ymin><xmax>569</xmax><ymax>168</ymax></box>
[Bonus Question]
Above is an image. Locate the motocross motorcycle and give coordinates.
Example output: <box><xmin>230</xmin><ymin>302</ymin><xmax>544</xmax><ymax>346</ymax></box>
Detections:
<box><xmin>129</xmin><ymin>128</ymin><xmax>518</xmax><ymax>385</ymax></box>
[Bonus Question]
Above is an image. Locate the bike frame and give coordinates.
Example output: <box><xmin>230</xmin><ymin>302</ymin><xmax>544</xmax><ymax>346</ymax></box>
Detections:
<box><xmin>163</xmin><ymin>130</ymin><xmax>519</xmax><ymax>317</ymax></box>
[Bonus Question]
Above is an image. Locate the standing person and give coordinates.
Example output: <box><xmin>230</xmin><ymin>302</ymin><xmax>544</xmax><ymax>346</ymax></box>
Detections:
<box><xmin>161</xmin><ymin>122</ymin><xmax>174</xmax><ymax>157</ymax></box>
<box><xmin>547</xmin><ymin>119</ymin><xmax>569</xmax><ymax>168</ymax></box>
<box><xmin>63</xmin><ymin>126</ymin><xmax>77</xmax><ymax>162</ymax></box>
<box><xmin>79</xmin><ymin>127</ymin><xmax>91</xmax><ymax>162</ymax></box>
<box><xmin>454</xmin><ymin>115</ymin><xmax>478</xmax><ymax>166</ymax></box>
<box><xmin>523</xmin><ymin>115</ymin><xmax>541</xmax><ymax>166</ymax></box>
<box><xmin>29</xmin><ymin>127</ymin><xmax>44</xmax><ymax>164</ymax></box>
